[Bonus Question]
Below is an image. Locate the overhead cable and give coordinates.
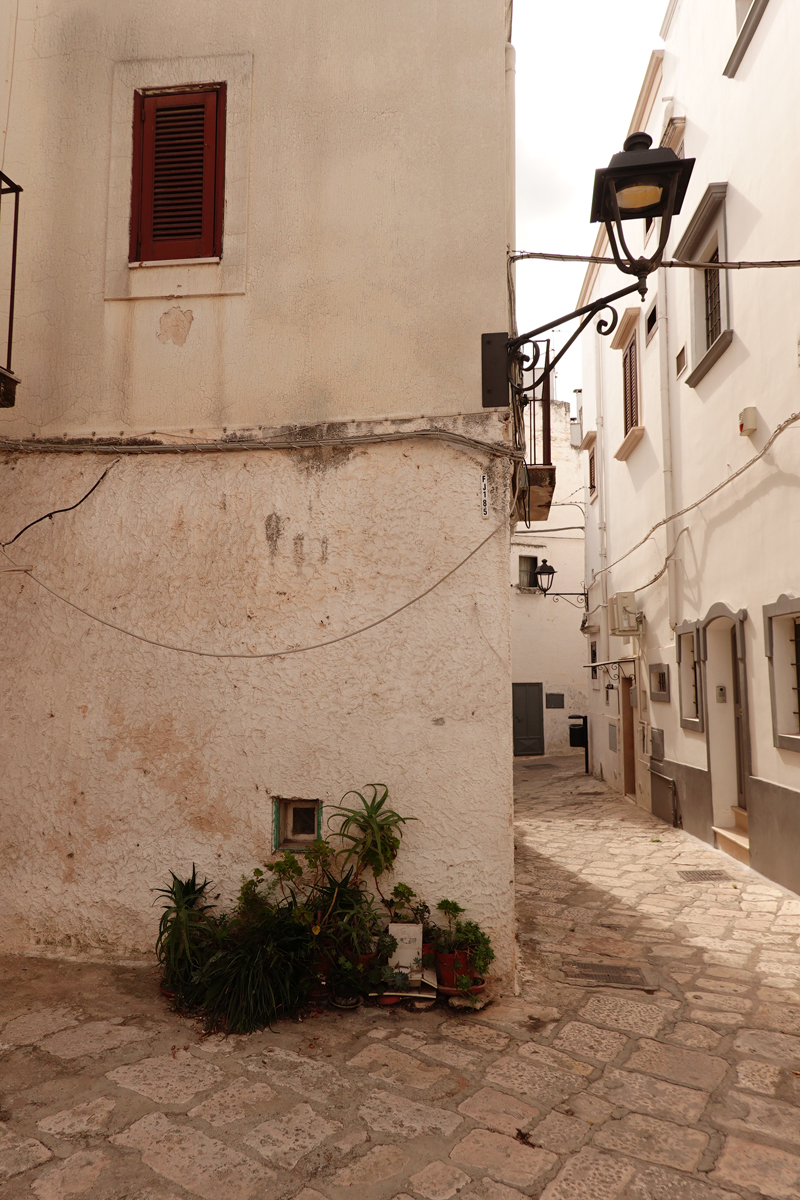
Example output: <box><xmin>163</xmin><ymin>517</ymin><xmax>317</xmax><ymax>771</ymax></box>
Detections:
<box><xmin>511</xmin><ymin>249</ymin><xmax>800</xmax><ymax>271</ymax></box>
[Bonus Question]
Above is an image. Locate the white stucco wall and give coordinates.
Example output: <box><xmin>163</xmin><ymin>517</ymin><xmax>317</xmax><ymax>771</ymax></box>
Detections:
<box><xmin>0</xmin><ymin>1</ymin><xmax>518</xmax><ymax>982</ymax></box>
<box><xmin>0</xmin><ymin>0</ymin><xmax>508</xmax><ymax>437</ymax></box>
<box><xmin>579</xmin><ymin>0</ymin><xmax>800</xmax><ymax>845</ymax></box>
<box><xmin>511</xmin><ymin>400</ymin><xmax>588</xmax><ymax>753</ymax></box>
<box><xmin>0</xmin><ymin>419</ymin><xmax>516</xmax><ymax>976</ymax></box>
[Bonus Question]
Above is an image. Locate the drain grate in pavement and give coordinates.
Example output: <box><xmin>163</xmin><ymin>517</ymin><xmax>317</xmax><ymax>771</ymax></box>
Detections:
<box><xmin>678</xmin><ymin>869</ymin><xmax>731</xmax><ymax>882</ymax></box>
<box><xmin>562</xmin><ymin>962</ymin><xmax>649</xmax><ymax>987</ymax></box>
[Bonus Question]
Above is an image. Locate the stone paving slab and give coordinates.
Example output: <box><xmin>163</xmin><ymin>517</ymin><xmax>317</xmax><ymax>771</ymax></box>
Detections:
<box><xmin>8</xmin><ymin>755</ymin><xmax>800</xmax><ymax>1197</ymax></box>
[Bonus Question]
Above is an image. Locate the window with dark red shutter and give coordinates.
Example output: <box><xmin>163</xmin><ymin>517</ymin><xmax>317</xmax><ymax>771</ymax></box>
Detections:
<box><xmin>130</xmin><ymin>85</ymin><xmax>226</xmax><ymax>263</ymax></box>
<box><xmin>622</xmin><ymin>335</ymin><xmax>638</xmax><ymax>436</ymax></box>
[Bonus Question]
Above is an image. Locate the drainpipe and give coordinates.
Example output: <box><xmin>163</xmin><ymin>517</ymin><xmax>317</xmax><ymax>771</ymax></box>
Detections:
<box><xmin>657</xmin><ymin>266</ymin><xmax>678</xmax><ymax>631</ymax></box>
<box><xmin>594</xmin><ymin>327</ymin><xmax>609</xmax><ymax>665</ymax></box>
<box><xmin>505</xmin><ymin>39</ymin><xmax>516</xmax><ymax>336</ymax></box>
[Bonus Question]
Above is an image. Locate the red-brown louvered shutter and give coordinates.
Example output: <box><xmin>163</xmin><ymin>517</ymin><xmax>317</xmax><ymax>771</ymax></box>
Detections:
<box><xmin>623</xmin><ymin>337</ymin><xmax>638</xmax><ymax>435</ymax></box>
<box><xmin>130</xmin><ymin>86</ymin><xmax>226</xmax><ymax>263</ymax></box>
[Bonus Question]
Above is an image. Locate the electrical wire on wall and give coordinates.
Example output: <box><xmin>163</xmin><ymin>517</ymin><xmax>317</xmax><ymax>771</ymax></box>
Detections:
<box><xmin>0</xmin><ymin>435</ymin><xmax>525</xmax><ymax>660</ymax></box>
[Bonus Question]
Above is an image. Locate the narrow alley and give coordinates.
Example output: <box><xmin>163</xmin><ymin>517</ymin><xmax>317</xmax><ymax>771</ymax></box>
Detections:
<box><xmin>3</xmin><ymin>756</ymin><xmax>800</xmax><ymax>1199</ymax></box>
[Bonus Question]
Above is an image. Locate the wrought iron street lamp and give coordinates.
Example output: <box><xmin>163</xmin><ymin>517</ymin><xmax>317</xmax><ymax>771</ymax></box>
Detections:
<box><xmin>482</xmin><ymin>131</ymin><xmax>695</xmax><ymax>528</ymax></box>
<box><xmin>590</xmin><ymin>132</ymin><xmax>694</xmax><ymax>299</ymax></box>
<box><xmin>533</xmin><ymin>558</ymin><xmax>588</xmax><ymax>609</ymax></box>
<box><xmin>489</xmin><ymin>132</ymin><xmax>695</xmax><ymax>414</ymax></box>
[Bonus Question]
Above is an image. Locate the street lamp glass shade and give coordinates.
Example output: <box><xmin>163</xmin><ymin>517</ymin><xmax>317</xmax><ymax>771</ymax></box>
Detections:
<box><xmin>536</xmin><ymin>559</ymin><xmax>556</xmax><ymax>593</ymax></box>
<box><xmin>591</xmin><ymin>132</ymin><xmax>694</xmax><ymax>225</ymax></box>
<box><xmin>614</xmin><ymin>181</ymin><xmax>663</xmax><ymax>212</ymax></box>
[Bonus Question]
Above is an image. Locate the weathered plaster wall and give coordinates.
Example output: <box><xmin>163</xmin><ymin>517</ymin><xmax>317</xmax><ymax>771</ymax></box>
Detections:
<box><xmin>0</xmin><ymin>0</ymin><xmax>508</xmax><ymax>437</ymax></box>
<box><xmin>510</xmin><ymin>401</ymin><xmax>588</xmax><ymax>752</ymax></box>
<box><xmin>0</xmin><ymin>423</ymin><xmax>516</xmax><ymax>978</ymax></box>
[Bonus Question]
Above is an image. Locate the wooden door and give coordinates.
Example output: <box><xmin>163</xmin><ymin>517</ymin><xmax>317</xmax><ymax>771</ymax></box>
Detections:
<box><xmin>621</xmin><ymin>677</ymin><xmax>636</xmax><ymax>796</ymax></box>
<box><xmin>513</xmin><ymin>683</ymin><xmax>544</xmax><ymax>756</ymax></box>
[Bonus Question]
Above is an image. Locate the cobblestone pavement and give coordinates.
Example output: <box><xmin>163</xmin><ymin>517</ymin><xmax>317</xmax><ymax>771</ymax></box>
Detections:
<box><xmin>5</xmin><ymin>755</ymin><xmax>800</xmax><ymax>1199</ymax></box>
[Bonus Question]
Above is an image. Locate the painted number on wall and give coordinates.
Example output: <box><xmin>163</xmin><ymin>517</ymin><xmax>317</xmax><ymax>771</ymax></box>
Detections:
<box><xmin>481</xmin><ymin>473</ymin><xmax>489</xmax><ymax>518</ymax></box>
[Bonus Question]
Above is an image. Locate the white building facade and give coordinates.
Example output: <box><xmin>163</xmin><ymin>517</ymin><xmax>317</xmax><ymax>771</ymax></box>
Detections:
<box><xmin>579</xmin><ymin>0</ymin><xmax>800</xmax><ymax>890</ymax></box>
<box><xmin>511</xmin><ymin>399</ymin><xmax>588</xmax><ymax>756</ymax></box>
<box><xmin>0</xmin><ymin>1</ymin><xmax>520</xmax><ymax>977</ymax></box>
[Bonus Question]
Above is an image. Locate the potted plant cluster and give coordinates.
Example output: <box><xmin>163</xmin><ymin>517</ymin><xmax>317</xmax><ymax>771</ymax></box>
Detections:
<box><xmin>155</xmin><ymin>784</ymin><xmax>495</xmax><ymax>1030</ymax></box>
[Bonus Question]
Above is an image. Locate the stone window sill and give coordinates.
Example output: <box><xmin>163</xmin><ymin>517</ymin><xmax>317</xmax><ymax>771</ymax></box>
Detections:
<box><xmin>614</xmin><ymin>426</ymin><xmax>645</xmax><ymax>462</ymax></box>
<box><xmin>685</xmin><ymin>329</ymin><xmax>734</xmax><ymax>388</ymax></box>
<box><xmin>129</xmin><ymin>258</ymin><xmax>221</xmax><ymax>269</ymax></box>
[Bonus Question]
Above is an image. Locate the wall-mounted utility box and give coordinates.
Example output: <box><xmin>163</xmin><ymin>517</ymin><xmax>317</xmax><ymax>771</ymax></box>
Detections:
<box><xmin>609</xmin><ymin>591</ymin><xmax>638</xmax><ymax>636</ymax></box>
<box><xmin>739</xmin><ymin>407</ymin><xmax>757</xmax><ymax>436</ymax></box>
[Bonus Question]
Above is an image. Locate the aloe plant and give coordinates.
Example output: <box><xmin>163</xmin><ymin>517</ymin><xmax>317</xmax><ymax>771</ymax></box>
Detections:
<box><xmin>154</xmin><ymin>865</ymin><xmax>216</xmax><ymax>1005</ymax></box>
<box><xmin>328</xmin><ymin>784</ymin><xmax>415</xmax><ymax>880</ymax></box>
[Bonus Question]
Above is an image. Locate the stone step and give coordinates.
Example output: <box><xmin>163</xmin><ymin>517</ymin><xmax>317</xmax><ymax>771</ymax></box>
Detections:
<box><xmin>731</xmin><ymin>806</ymin><xmax>749</xmax><ymax>834</ymax></box>
<box><xmin>712</xmin><ymin>824</ymin><xmax>750</xmax><ymax>866</ymax></box>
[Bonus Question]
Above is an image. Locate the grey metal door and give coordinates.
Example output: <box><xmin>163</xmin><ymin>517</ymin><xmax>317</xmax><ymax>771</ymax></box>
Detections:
<box><xmin>513</xmin><ymin>683</ymin><xmax>544</xmax><ymax>756</ymax></box>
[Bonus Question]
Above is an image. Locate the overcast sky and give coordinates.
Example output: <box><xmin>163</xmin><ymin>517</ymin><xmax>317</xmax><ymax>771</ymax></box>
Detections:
<box><xmin>513</xmin><ymin>0</ymin><xmax>667</xmax><ymax>408</ymax></box>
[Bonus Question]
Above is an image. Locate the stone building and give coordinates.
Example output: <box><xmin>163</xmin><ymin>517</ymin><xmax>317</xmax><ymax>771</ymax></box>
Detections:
<box><xmin>578</xmin><ymin>0</ymin><xmax>800</xmax><ymax>888</ymax></box>
<box><xmin>0</xmin><ymin>1</ymin><xmax>520</xmax><ymax>977</ymax></box>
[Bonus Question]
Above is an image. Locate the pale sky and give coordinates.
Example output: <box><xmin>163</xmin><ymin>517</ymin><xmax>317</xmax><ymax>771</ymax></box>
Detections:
<box><xmin>513</xmin><ymin>0</ymin><xmax>667</xmax><ymax>407</ymax></box>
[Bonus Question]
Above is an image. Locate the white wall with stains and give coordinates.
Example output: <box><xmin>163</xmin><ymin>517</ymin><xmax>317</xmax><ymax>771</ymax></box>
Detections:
<box><xmin>0</xmin><ymin>425</ymin><xmax>515</xmax><ymax>973</ymax></box>
<box><xmin>0</xmin><ymin>0</ymin><xmax>517</xmax><ymax>981</ymax></box>
<box><xmin>0</xmin><ymin>0</ymin><xmax>509</xmax><ymax>438</ymax></box>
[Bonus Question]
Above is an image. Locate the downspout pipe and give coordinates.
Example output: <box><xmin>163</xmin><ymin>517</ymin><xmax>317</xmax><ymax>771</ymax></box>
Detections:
<box><xmin>505</xmin><ymin>39</ymin><xmax>516</xmax><ymax>336</ymax></box>
<box><xmin>657</xmin><ymin>265</ymin><xmax>678</xmax><ymax>631</ymax></box>
<box><xmin>594</xmin><ymin>326</ymin><xmax>609</xmax><ymax>665</ymax></box>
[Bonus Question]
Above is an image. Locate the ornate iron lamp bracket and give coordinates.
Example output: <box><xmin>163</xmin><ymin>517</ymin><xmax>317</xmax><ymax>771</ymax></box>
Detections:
<box><xmin>507</xmin><ymin>278</ymin><xmax>643</xmax><ymax>405</ymax></box>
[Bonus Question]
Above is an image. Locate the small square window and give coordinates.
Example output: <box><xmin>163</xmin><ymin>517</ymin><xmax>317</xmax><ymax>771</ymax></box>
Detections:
<box><xmin>518</xmin><ymin>555</ymin><xmax>538</xmax><ymax>588</ymax></box>
<box><xmin>645</xmin><ymin>302</ymin><xmax>658</xmax><ymax>345</ymax></box>
<box><xmin>649</xmin><ymin>663</ymin><xmax>671</xmax><ymax>703</ymax></box>
<box><xmin>273</xmin><ymin>798</ymin><xmax>321</xmax><ymax>851</ymax></box>
<box><xmin>545</xmin><ymin>693</ymin><xmax>565</xmax><ymax>709</ymax></box>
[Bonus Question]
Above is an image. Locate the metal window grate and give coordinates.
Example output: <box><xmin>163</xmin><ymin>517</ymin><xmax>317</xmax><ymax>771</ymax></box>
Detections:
<box><xmin>678</xmin><ymin>869</ymin><xmax>731</xmax><ymax>882</ymax></box>
<box><xmin>563</xmin><ymin>962</ymin><xmax>648</xmax><ymax>987</ymax></box>
<box><xmin>705</xmin><ymin>248</ymin><xmax>722</xmax><ymax>348</ymax></box>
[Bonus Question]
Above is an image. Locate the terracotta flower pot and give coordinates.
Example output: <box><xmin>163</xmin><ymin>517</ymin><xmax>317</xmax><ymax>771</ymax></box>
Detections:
<box><xmin>435</xmin><ymin>949</ymin><xmax>471</xmax><ymax>990</ymax></box>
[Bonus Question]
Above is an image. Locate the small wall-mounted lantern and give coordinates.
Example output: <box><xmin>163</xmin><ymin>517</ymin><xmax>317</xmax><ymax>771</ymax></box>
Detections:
<box><xmin>534</xmin><ymin>559</ymin><xmax>556</xmax><ymax>594</ymax></box>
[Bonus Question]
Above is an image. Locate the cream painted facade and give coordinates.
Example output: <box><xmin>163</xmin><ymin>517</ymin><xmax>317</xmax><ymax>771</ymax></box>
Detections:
<box><xmin>579</xmin><ymin>0</ymin><xmax>800</xmax><ymax>892</ymax></box>
<box><xmin>0</xmin><ymin>1</ymin><xmax>518</xmax><ymax>978</ymax></box>
<box><xmin>511</xmin><ymin>399</ymin><xmax>588</xmax><ymax>755</ymax></box>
